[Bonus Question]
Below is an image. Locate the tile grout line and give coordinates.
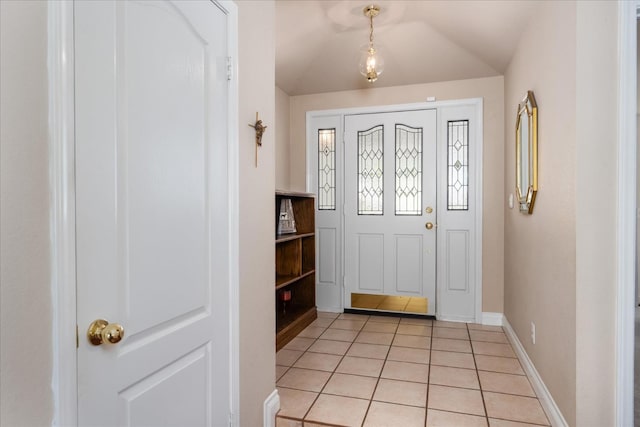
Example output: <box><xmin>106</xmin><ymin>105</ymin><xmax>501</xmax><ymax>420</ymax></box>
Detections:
<box><xmin>278</xmin><ymin>314</ymin><xmax>444</xmax><ymax>426</ymax></box>
<box><xmin>468</xmin><ymin>322</ymin><xmax>491</xmax><ymax>426</ymax></box>
<box><xmin>358</xmin><ymin>316</ymin><xmax>384</xmax><ymax>427</ymax></box>
<box><xmin>277</xmin><ymin>313</ymin><xmax>340</xmax><ymax>424</ymax></box>
<box><xmin>424</xmin><ymin>324</ymin><xmax>433</xmax><ymax>426</ymax></box>
<box><xmin>299</xmin><ymin>314</ymin><xmax>343</xmax><ymax>423</ymax></box>
<box><xmin>302</xmin><ymin>314</ymin><xmax>375</xmax><ymax>426</ymax></box>
<box><xmin>278</xmin><ymin>316</ymin><xmax>547</xmax><ymax>426</ymax></box>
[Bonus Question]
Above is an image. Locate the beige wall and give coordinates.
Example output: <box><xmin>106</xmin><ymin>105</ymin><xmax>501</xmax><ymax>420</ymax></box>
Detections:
<box><xmin>237</xmin><ymin>2</ymin><xmax>276</xmax><ymax>426</ymax></box>
<box><xmin>0</xmin><ymin>1</ymin><xmax>276</xmax><ymax>425</ymax></box>
<box><xmin>289</xmin><ymin>77</ymin><xmax>505</xmax><ymax>313</ymax></box>
<box><xmin>503</xmin><ymin>2</ymin><xmax>577</xmax><ymax>425</ymax></box>
<box><xmin>575</xmin><ymin>2</ymin><xmax>618</xmax><ymax>425</ymax></box>
<box><xmin>276</xmin><ymin>86</ymin><xmax>291</xmax><ymax>189</ymax></box>
<box><xmin>0</xmin><ymin>2</ymin><xmax>54</xmax><ymax>426</ymax></box>
<box><xmin>505</xmin><ymin>2</ymin><xmax>623</xmax><ymax>426</ymax></box>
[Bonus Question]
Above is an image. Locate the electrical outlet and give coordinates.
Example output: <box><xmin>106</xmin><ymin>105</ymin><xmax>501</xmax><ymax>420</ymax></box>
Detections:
<box><xmin>531</xmin><ymin>322</ymin><xmax>536</xmax><ymax>345</ymax></box>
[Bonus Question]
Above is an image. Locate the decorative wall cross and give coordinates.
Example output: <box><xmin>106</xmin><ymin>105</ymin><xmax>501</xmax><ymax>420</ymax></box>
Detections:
<box><xmin>248</xmin><ymin>112</ymin><xmax>267</xmax><ymax>167</ymax></box>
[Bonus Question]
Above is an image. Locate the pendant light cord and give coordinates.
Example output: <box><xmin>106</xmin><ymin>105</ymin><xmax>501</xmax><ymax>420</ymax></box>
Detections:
<box><xmin>369</xmin><ymin>13</ymin><xmax>374</xmax><ymax>48</ymax></box>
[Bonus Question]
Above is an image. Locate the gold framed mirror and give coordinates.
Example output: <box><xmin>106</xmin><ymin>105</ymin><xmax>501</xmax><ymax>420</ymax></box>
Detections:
<box><xmin>515</xmin><ymin>91</ymin><xmax>538</xmax><ymax>214</ymax></box>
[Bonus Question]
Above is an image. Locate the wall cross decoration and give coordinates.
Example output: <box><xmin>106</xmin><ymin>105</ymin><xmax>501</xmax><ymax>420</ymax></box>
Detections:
<box><xmin>249</xmin><ymin>112</ymin><xmax>267</xmax><ymax>167</ymax></box>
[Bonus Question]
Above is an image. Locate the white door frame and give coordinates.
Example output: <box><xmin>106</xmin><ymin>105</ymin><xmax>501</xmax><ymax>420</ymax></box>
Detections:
<box><xmin>47</xmin><ymin>1</ymin><xmax>240</xmax><ymax>425</ymax></box>
<box><xmin>306</xmin><ymin>98</ymin><xmax>483</xmax><ymax>322</ymax></box>
<box><xmin>616</xmin><ymin>1</ymin><xmax>638</xmax><ymax>425</ymax></box>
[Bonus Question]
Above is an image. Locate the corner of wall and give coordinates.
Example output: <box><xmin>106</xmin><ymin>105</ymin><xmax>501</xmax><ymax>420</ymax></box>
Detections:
<box><xmin>237</xmin><ymin>1</ymin><xmax>277</xmax><ymax>426</ymax></box>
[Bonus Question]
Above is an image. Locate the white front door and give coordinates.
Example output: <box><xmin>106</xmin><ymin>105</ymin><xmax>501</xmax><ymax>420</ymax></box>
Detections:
<box><xmin>344</xmin><ymin>110</ymin><xmax>437</xmax><ymax>314</ymax></box>
<box><xmin>75</xmin><ymin>1</ymin><xmax>232</xmax><ymax>425</ymax></box>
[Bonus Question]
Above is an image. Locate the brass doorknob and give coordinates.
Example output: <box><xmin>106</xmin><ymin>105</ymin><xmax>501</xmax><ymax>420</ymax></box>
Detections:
<box><xmin>87</xmin><ymin>319</ymin><xmax>125</xmax><ymax>346</ymax></box>
<box><xmin>425</xmin><ymin>222</ymin><xmax>435</xmax><ymax>230</ymax></box>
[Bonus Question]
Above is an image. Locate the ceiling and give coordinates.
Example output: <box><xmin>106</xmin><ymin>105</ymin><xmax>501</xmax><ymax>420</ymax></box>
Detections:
<box><xmin>275</xmin><ymin>0</ymin><xmax>540</xmax><ymax>96</ymax></box>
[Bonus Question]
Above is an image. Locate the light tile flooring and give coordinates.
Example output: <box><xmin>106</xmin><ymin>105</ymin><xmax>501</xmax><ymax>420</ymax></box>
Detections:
<box><xmin>276</xmin><ymin>312</ymin><xmax>550</xmax><ymax>427</ymax></box>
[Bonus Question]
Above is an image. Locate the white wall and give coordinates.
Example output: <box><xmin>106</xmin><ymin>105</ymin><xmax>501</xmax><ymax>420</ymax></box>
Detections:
<box><xmin>237</xmin><ymin>2</ymin><xmax>277</xmax><ymax>426</ymax></box>
<box><xmin>0</xmin><ymin>2</ymin><xmax>54</xmax><ymax>425</ymax></box>
<box><xmin>275</xmin><ymin>86</ymin><xmax>291</xmax><ymax>189</ymax></box>
<box><xmin>503</xmin><ymin>2</ymin><xmax>577</xmax><ymax>424</ymax></box>
<box><xmin>289</xmin><ymin>77</ymin><xmax>505</xmax><ymax>313</ymax></box>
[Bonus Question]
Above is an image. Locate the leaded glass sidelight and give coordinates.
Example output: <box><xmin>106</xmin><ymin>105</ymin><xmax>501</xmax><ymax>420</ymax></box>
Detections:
<box><xmin>358</xmin><ymin>125</ymin><xmax>384</xmax><ymax>215</ymax></box>
<box><xmin>318</xmin><ymin>129</ymin><xmax>336</xmax><ymax>210</ymax></box>
<box><xmin>395</xmin><ymin>124</ymin><xmax>423</xmax><ymax>215</ymax></box>
<box><xmin>447</xmin><ymin>120</ymin><xmax>469</xmax><ymax>210</ymax></box>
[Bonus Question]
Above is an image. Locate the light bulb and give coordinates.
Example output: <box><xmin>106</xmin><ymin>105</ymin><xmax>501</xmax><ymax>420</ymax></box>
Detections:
<box><xmin>359</xmin><ymin>45</ymin><xmax>384</xmax><ymax>83</ymax></box>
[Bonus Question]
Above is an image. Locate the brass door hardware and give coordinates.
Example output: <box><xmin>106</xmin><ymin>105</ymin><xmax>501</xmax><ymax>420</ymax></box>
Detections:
<box><xmin>87</xmin><ymin>319</ymin><xmax>125</xmax><ymax>346</ymax></box>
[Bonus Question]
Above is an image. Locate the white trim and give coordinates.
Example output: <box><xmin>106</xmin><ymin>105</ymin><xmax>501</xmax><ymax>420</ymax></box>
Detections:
<box><xmin>48</xmin><ymin>1</ymin><xmax>77</xmax><ymax>425</ymax></box>
<box><xmin>306</xmin><ymin>98</ymin><xmax>484</xmax><ymax>321</ymax></box>
<box><xmin>474</xmin><ymin>99</ymin><xmax>484</xmax><ymax>324</ymax></box>
<box><xmin>503</xmin><ymin>318</ymin><xmax>569</xmax><ymax>427</ymax></box>
<box><xmin>263</xmin><ymin>389</ymin><xmax>280</xmax><ymax>427</ymax></box>
<box><xmin>220</xmin><ymin>1</ymin><xmax>240</xmax><ymax>426</ymax></box>
<box><xmin>481</xmin><ymin>312</ymin><xmax>504</xmax><ymax>326</ymax></box>
<box><xmin>615</xmin><ymin>2</ymin><xmax>638</xmax><ymax>426</ymax></box>
<box><xmin>305</xmin><ymin>98</ymin><xmax>484</xmax><ymax>121</ymax></box>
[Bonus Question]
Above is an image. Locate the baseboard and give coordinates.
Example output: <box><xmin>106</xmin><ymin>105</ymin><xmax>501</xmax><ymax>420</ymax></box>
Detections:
<box><xmin>316</xmin><ymin>305</ymin><xmax>342</xmax><ymax>313</ymax></box>
<box><xmin>481</xmin><ymin>312</ymin><xmax>504</xmax><ymax>326</ymax></box>
<box><xmin>263</xmin><ymin>389</ymin><xmax>280</xmax><ymax>427</ymax></box>
<box><xmin>503</xmin><ymin>317</ymin><xmax>569</xmax><ymax>427</ymax></box>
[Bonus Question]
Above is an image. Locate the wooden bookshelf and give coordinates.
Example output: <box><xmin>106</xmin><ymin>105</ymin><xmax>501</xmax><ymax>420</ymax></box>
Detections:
<box><xmin>275</xmin><ymin>191</ymin><xmax>317</xmax><ymax>351</ymax></box>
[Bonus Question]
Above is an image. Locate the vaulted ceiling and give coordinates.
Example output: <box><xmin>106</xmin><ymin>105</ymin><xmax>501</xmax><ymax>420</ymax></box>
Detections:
<box><xmin>275</xmin><ymin>0</ymin><xmax>540</xmax><ymax>96</ymax></box>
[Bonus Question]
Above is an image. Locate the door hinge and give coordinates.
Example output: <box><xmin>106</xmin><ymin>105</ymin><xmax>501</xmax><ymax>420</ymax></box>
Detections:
<box><xmin>76</xmin><ymin>325</ymin><xmax>79</xmax><ymax>348</ymax></box>
<box><xmin>226</xmin><ymin>56</ymin><xmax>233</xmax><ymax>81</ymax></box>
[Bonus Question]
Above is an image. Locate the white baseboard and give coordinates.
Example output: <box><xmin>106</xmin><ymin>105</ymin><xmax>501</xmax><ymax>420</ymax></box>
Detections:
<box><xmin>263</xmin><ymin>389</ymin><xmax>280</xmax><ymax>427</ymax></box>
<box><xmin>481</xmin><ymin>312</ymin><xmax>505</xmax><ymax>326</ymax></box>
<box><xmin>503</xmin><ymin>317</ymin><xmax>568</xmax><ymax>427</ymax></box>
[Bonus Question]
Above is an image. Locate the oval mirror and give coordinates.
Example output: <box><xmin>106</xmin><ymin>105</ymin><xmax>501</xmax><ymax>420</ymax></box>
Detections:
<box><xmin>515</xmin><ymin>91</ymin><xmax>538</xmax><ymax>214</ymax></box>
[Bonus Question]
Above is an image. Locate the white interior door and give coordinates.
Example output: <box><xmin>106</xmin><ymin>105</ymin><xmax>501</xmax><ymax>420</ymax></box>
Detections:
<box><xmin>344</xmin><ymin>110</ymin><xmax>437</xmax><ymax>314</ymax></box>
<box><xmin>75</xmin><ymin>1</ymin><xmax>231</xmax><ymax>425</ymax></box>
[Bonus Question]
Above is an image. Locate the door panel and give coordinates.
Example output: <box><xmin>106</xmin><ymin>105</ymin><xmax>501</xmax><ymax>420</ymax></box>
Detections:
<box><xmin>446</xmin><ymin>230</ymin><xmax>470</xmax><ymax>292</ymax></box>
<box><xmin>318</xmin><ymin>227</ymin><xmax>337</xmax><ymax>284</ymax></box>
<box><xmin>121</xmin><ymin>346</ymin><xmax>209</xmax><ymax>427</ymax></box>
<box><xmin>345</xmin><ymin>110</ymin><xmax>437</xmax><ymax>314</ymax></box>
<box><xmin>76</xmin><ymin>1</ymin><xmax>230</xmax><ymax>425</ymax></box>
<box><xmin>357</xmin><ymin>234</ymin><xmax>385</xmax><ymax>292</ymax></box>
<box><xmin>395</xmin><ymin>235</ymin><xmax>422</xmax><ymax>294</ymax></box>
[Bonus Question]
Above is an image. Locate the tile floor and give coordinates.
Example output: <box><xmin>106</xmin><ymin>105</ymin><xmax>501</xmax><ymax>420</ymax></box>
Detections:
<box><xmin>276</xmin><ymin>312</ymin><xmax>550</xmax><ymax>427</ymax></box>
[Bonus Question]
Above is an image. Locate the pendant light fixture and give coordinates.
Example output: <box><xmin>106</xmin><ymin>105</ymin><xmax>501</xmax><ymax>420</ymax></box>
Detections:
<box><xmin>359</xmin><ymin>4</ymin><xmax>384</xmax><ymax>83</ymax></box>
